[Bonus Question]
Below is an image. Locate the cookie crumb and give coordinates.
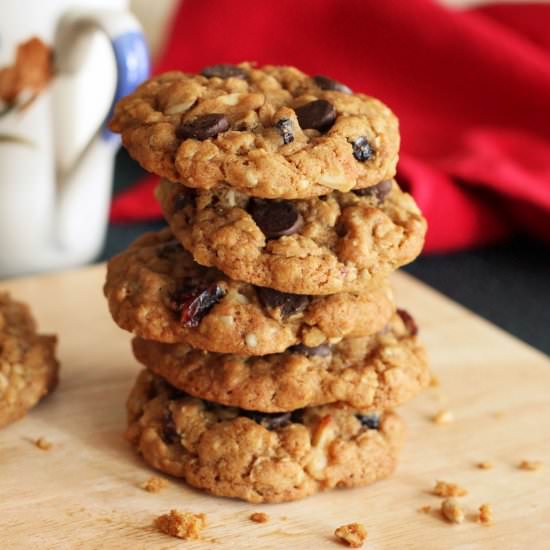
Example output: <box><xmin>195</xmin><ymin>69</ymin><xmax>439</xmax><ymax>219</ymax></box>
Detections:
<box><xmin>34</xmin><ymin>437</ymin><xmax>52</xmax><ymax>451</ymax></box>
<box><xmin>477</xmin><ymin>503</ymin><xmax>493</xmax><ymax>526</ymax></box>
<box><xmin>334</xmin><ymin>522</ymin><xmax>367</xmax><ymax>548</ymax></box>
<box><xmin>154</xmin><ymin>509</ymin><xmax>207</xmax><ymax>540</ymax></box>
<box><xmin>441</xmin><ymin>498</ymin><xmax>464</xmax><ymax>524</ymax></box>
<box><xmin>433</xmin><ymin>480</ymin><xmax>468</xmax><ymax>497</ymax></box>
<box><xmin>477</xmin><ymin>461</ymin><xmax>493</xmax><ymax>470</ymax></box>
<box><xmin>519</xmin><ymin>460</ymin><xmax>543</xmax><ymax>471</ymax></box>
<box><xmin>141</xmin><ymin>476</ymin><xmax>168</xmax><ymax>493</ymax></box>
<box><xmin>250</xmin><ymin>512</ymin><xmax>269</xmax><ymax>523</ymax></box>
<box><xmin>429</xmin><ymin>374</ymin><xmax>440</xmax><ymax>387</ymax></box>
<box><xmin>418</xmin><ymin>505</ymin><xmax>432</xmax><ymax>514</ymax></box>
<box><xmin>432</xmin><ymin>410</ymin><xmax>454</xmax><ymax>424</ymax></box>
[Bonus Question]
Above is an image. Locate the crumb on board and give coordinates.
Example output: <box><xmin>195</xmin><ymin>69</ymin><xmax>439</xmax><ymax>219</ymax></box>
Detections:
<box><xmin>477</xmin><ymin>461</ymin><xmax>493</xmax><ymax>470</ymax></box>
<box><xmin>429</xmin><ymin>374</ymin><xmax>440</xmax><ymax>387</ymax></box>
<box><xmin>441</xmin><ymin>499</ymin><xmax>464</xmax><ymax>524</ymax></box>
<box><xmin>519</xmin><ymin>460</ymin><xmax>543</xmax><ymax>471</ymax></box>
<box><xmin>141</xmin><ymin>476</ymin><xmax>168</xmax><ymax>493</ymax></box>
<box><xmin>477</xmin><ymin>503</ymin><xmax>493</xmax><ymax>526</ymax></box>
<box><xmin>432</xmin><ymin>410</ymin><xmax>454</xmax><ymax>424</ymax></box>
<box><xmin>334</xmin><ymin>522</ymin><xmax>367</xmax><ymax>548</ymax></box>
<box><xmin>433</xmin><ymin>480</ymin><xmax>468</xmax><ymax>497</ymax></box>
<box><xmin>418</xmin><ymin>505</ymin><xmax>432</xmax><ymax>514</ymax></box>
<box><xmin>250</xmin><ymin>512</ymin><xmax>269</xmax><ymax>523</ymax></box>
<box><xmin>154</xmin><ymin>509</ymin><xmax>207</xmax><ymax>540</ymax></box>
<box><xmin>34</xmin><ymin>437</ymin><xmax>52</xmax><ymax>451</ymax></box>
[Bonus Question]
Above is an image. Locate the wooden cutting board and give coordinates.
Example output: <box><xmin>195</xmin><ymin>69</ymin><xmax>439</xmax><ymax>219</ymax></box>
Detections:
<box><xmin>1</xmin><ymin>265</ymin><xmax>549</xmax><ymax>550</ymax></box>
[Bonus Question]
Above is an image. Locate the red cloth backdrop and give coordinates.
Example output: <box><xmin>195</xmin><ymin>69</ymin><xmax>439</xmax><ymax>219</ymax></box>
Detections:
<box><xmin>111</xmin><ymin>0</ymin><xmax>550</xmax><ymax>253</ymax></box>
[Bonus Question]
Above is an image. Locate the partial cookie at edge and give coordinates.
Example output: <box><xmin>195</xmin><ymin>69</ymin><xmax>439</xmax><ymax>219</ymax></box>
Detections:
<box><xmin>0</xmin><ymin>293</ymin><xmax>59</xmax><ymax>429</ymax></box>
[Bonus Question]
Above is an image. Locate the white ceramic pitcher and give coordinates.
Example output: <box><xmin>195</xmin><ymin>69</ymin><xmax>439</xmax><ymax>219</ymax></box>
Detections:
<box><xmin>0</xmin><ymin>0</ymin><xmax>149</xmax><ymax>277</ymax></box>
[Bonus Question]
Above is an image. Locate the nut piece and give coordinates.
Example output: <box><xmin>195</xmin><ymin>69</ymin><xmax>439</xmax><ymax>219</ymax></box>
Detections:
<box><xmin>154</xmin><ymin>509</ymin><xmax>207</xmax><ymax>540</ymax></box>
<box><xmin>519</xmin><ymin>460</ymin><xmax>543</xmax><ymax>471</ymax></box>
<box><xmin>334</xmin><ymin>522</ymin><xmax>367</xmax><ymax>548</ymax></box>
<box><xmin>477</xmin><ymin>503</ymin><xmax>493</xmax><ymax>526</ymax></box>
<box><xmin>250</xmin><ymin>512</ymin><xmax>269</xmax><ymax>523</ymax></box>
<box><xmin>432</xmin><ymin>410</ymin><xmax>454</xmax><ymax>425</ymax></box>
<box><xmin>34</xmin><ymin>437</ymin><xmax>52</xmax><ymax>451</ymax></box>
<box><xmin>441</xmin><ymin>498</ymin><xmax>464</xmax><ymax>524</ymax></box>
<box><xmin>433</xmin><ymin>480</ymin><xmax>468</xmax><ymax>497</ymax></box>
<box><xmin>417</xmin><ymin>505</ymin><xmax>432</xmax><ymax>514</ymax></box>
<box><xmin>141</xmin><ymin>476</ymin><xmax>168</xmax><ymax>493</ymax></box>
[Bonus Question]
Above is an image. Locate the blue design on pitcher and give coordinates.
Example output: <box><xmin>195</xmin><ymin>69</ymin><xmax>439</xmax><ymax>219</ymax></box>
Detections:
<box><xmin>102</xmin><ymin>31</ymin><xmax>150</xmax><ymax>140</ymax></box>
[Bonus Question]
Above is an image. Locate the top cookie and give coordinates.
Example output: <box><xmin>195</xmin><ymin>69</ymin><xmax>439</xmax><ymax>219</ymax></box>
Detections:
<box><xmin>0</xmin><ymin>293</ymin><xmax>59</xmax><ymax>429</ymax></box>
<box><xmin>109</xmin><ymin>63</ymin><xmax>399</xmax><ymax>199</ymax></box>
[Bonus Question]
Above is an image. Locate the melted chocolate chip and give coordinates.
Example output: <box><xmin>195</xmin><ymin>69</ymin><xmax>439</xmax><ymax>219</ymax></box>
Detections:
<box><xmin>169</xmin><ymin>282</ymin><xmax>225</xmax><ymax>327</ymax></box>
<box><xmin>313</xmin><ymin>75</ymin><xmax>352</xmax><ymax>94</ymax></box>
<box><xmin>295</xmin><ymin>99</ymin><xmax>336</xmax><ymax>132</ymax></box>
<box><xmin>352</xmin><ymin>136</ymin><xmax>373</xmax><ymax>162</ymax></box>
<box><xmin>156</xmin><ymin>240</ymin><xmax>184</xmax><ymax>259</ymax></box>
<box><xmin>161</xmin><ymin>410</ymin><xmax>179</xmax><ymax>444</ymax></box>
<box><xmin>241</xmin><ymin>410</ymin><xmax>292</xmax><ymax>430</ymax></box>
<box><xmin>201</xmin><ymin>64</ymin><xmax>248</xmax><ymax>79</ymax></box>
<box><xmin>176</xmin><ymin>114</ymin><xmax>229</xmax><ymax>140</ymax></box>
<box><xmin>289</xmin><ymin>343</ymin><xmax>332</xmax><ymax>358</ymax></box>
<box><xmin>355</xmin><ymin>413</ymin><xmax>380</xmax><ymax>430</ymax></box>
<box><xmin>173</xmin><ymin>189</ymin><xmax>196</xmax><ymax>211</ymax></box>
<box><xmin>354</xmin><ymin>180</ymin><xmax>393</xmax><ymax>204</ymax></box>
<box><xmin>290</xmin><ymin>409</ymin><xmax>305</xmax><ymax>423</ymax></box>
<box><xmin>256</xmin><ymin>287</ymin><xmax>310</xmax><ymax>318</ymax></box>
<box><xmin>248</xmin><ymin>199</ymin><xmax>304</xmax><ymax>239</ymax></box>
<box><xmin>276</xmin><ymin>118</ymin><xmax>294</xmax><ymax>144</ymax></box>
<box><xmin>396</xmin><ymin>308</ymin><xmax>418</xmax><ymax>336</ymax></box>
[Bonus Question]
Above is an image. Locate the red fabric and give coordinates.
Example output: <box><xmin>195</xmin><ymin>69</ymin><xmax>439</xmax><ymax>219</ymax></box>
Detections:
<box><xmin>111</xmin><ymin>0</ymin><xmax>550</xmax><ymax>253</ymax></box>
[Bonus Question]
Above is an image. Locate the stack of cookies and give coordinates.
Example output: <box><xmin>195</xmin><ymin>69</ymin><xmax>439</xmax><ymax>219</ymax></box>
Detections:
<box><xmin>105</xmin><ymin>63</ymin><xmax>429</xmax><ymax>503</ymax></box>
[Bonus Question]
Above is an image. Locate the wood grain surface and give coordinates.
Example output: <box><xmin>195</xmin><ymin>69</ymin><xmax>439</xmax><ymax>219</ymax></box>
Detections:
<box><xmin>1</xmin><ymin>265</ymin><xmax>549</xmax><ymax>549</ymax></box>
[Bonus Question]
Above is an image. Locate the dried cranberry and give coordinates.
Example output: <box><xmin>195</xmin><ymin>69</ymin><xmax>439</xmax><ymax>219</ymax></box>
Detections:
<box><xmin>169</xmin><ymin>282</ymin><xmax>225</xmax><ymax>327</ymax></box>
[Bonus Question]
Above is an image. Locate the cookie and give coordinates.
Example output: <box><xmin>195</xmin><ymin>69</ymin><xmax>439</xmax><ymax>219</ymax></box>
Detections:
<box><xmin>126</xmin><ymin>369</ymin><xmax>405</xmax><ymax>503</ymax></box>
<box><xmin>158</xmin><ymin>178</ymin><xmax>427</xmax><ymax>295</ymax></box>
<box><xmin>105</xmin><ymin>229</ymin><xmax>394</xmax><ymax>355</ymax></box>
<box><xmin>109</xmin><ymin>63</ymin><xmax>399</xmax><ymax>199</ymax></box>
<box><xmin>0</xmin><ymin>293</ymin><xmax>59</xmax><ymax>429</ymax></box>
<box><xmin>132</xmin><ymin>310</ymin><xmax>428</xmax><ymax>412</ymax></box>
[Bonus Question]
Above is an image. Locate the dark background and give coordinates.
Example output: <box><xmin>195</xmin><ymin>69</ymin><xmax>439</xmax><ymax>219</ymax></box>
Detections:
<box><xmin>100</xmin><ymin>149</ymin><xmax>550</xmax><ymax>356</ymax></box>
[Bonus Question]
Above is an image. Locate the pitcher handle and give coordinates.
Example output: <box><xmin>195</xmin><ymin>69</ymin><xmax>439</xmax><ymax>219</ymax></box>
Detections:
<box><xmin>54</xmin><ymin>8</ymin><xmax>150</xmax><ymax>172</ymax></box>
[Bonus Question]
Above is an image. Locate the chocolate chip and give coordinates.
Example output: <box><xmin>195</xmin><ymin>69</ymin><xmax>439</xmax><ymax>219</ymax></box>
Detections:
<box><xmin>276</xmin><ymin>118</ymin><xmax>294</xmax><ymax>144</ymax></box>
<box><xmin>352</xmin><ymin>136</ymin><xmax>373</xmax><ymax>162</ymax></box>
<box><xmin>201</xmin><ymin>64</ymin><xmax>247</xmax><ymax>79</ymax></box>
<box><xmin>173</xmin><ymin>189</ymin><xmax>196</xmax><ymax>211</ymax></box>
<box><xmin>248</xmin><ymin>199</ymin><xmax>304</xmax><ymax>239</ymax></box>
<box><xmin>354</xmin><ymin>180</ymin><xmax>393</xmax><ymax>204</ymax></box>
<box><xmin>161</xmin><ymin>410</ymin><xmax>179</xmax><ymax>444</ymax></box>
<box><xmin>397</xmin><ymin>308</ymin><xmax>418</xmax><ymax>336</ymax></box>
<box><xmin>176</xmin><ymin>114</ymin><xmax>229</xmax><ymax>140</ymax></box>
<box><xmin>156</xmin><ymin>240</ymin><xmax>184</xmax><ymax>259</ymax></box>
<box><xmin>169</xmin><ymin>281</ymin><xmax>225</xmax><ymax>327</ymax></box>
<box><xmin>289</xmin><ymin>343</ymin><xmax>332</xmax><ymax>358</ymax></box>
<box><xmin>295</xmin><ymin>99</ymin><xmax>336</xmax><ymax>132</ymax></box>
<box><xmin>241</xmin><ymin>410</ymin><xmax>292</xmax><ymax>430</ymax></box>
<box><xmin>355</xmin><ymin>413</ymin><xmax>380</xmax><ymax>430</ymax></box>
<box><xmin>256</xmin><ymin>287</ymin><xmax>310</xmax><ymax>318</ymax></box>
<box><xmin>313</xmin><ymin>75</ymin><xmax>352</xmax><ymax>94</ymax></box>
